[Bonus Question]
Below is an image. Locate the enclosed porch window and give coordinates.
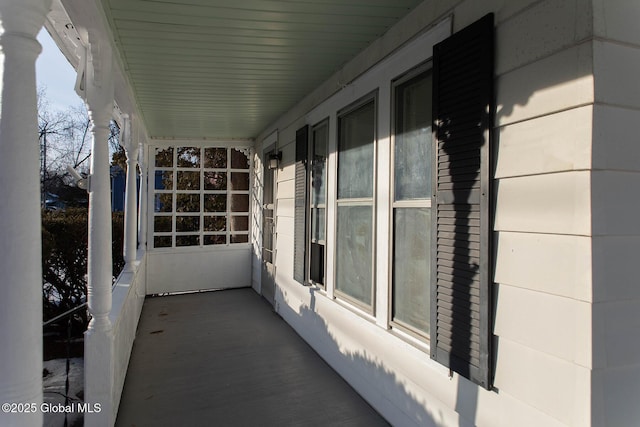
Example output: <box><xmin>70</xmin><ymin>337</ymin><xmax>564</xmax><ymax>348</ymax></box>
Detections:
<box><xmin>152</xmin><ymin>146</ymin><xmax>252</xmax><ymax>248</ymax></box>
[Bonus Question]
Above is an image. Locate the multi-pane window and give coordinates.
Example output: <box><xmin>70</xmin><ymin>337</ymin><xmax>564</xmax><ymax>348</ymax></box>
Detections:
<box><xmin>391</xmin><ymin>65</ymin><xmax>432</xmax><ymax>337</ymax></box>
<box><xmin>308</xmin><ymin>119</ymin><xmax>328</xmax><ymax>285</ymax></box>
<box><xmin>152</xmin><ymin>146</ymin><xmax>251</xmax><ymax>248</ymax></box>
<box><xmin>335</xmin><ymin>97</ymin><xmax>376</xmax><ymax>310</ymax></box>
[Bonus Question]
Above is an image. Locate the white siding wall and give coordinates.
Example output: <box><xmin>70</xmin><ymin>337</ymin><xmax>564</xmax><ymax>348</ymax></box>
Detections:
<box><xmin>491</xmin><ymin>2</ymin><xmax>595</xmax><ymax>423</ymax></box>
<box><xmin>249</xmin><ymin>0</ymin><xmax>637</xmax><ymax>425</ymax></box>
<box><xmin>147</xmin><ymin>247</ymin><xmax>252</xmax><ymax>294</ymax></box>
<box><xmin>274</xmin><ymin>141</ymin><xmax>297</xmax><ymax>287</ymax></box>
<box><xmin>591</xmin><ymin>1</ymin><xmax>640</xmax><ymax>425</ymax></box>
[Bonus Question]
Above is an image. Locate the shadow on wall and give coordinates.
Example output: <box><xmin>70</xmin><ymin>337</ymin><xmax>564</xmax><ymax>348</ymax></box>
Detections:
<box><xmin>254</xmin><ymin>10</ymin><xmax>596</xmax><ymax>425</ymax></box>
<box><xmin>275</xmin><ymin>285</ymin><xmax>448</xmax><ymax>427</ymax></box>
<box><xmin>250</xmin><ymin>153</ymin><xmax>264</xmax><ymax>293</ymax></box>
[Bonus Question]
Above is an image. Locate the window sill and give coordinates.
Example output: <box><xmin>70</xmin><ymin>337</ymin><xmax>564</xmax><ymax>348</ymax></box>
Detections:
<box><xmin>149</xmin><ymin>242</ymin><xmax>251</xmax><ymax>254</ymax></box>
<box><xmin>388</xmin><ymin>325</ymin><xmax>431</xmax><ymax>355</ymax></box>
<box><xmin>332</xmin><ymin>292</ymin><xmax>377</xmax><ymax>324</ymax></box>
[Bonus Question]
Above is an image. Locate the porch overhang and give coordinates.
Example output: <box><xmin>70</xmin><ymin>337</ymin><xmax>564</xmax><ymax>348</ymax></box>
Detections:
<box><xmin>48</xmin><ymin>0</ymin><xmax>425</xmax><ymax>141</ymax></box>
<box><xmin>34</xmin><ymin>3</ymin><xmax>431</xmax><ymax>424</ymax></box>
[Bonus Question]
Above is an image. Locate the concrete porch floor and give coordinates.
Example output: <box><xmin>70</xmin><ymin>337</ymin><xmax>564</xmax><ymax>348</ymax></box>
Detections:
<box><xmin>116</xmin><ymin>288</ymin><xmax>389</xmax><ymax>426</ymax></box>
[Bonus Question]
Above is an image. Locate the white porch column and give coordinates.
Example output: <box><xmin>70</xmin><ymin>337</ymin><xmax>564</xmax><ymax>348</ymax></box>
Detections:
<box><xmin>137</xmin><ymin>143</ymin><xmax>148</xmax><ymax>249</ymax></box>
<box><xmin>0</xmin><ymin>1</ymin><xmax>51</xmax><ymax>426</ymax></box>
<box><xmin>122</xmin><ymin>115</ymin><xmax>139</xmax><ymax>266</ymax></box>
<box><xmin>83</xmin><ymin>43</ymin><xmax>115</xmax><ymax>426</ymax></box>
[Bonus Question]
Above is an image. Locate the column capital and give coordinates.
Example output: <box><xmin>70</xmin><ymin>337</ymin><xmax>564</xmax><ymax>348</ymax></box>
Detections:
<box><xmin>0</xmin><ymin>32</ymin><xmax>42</xmax><ymax>59</ymax></box>
<box><xmin>81</xmin><ymin>39</ymin><xmax>114</xmax><ymax>124</ymax></box>
<box><xmin>125</xmin><ymin>156</ymin><xmax>138</xmax><ymax>166</ymax></box>
<box><xmin>0</xmin><ymin>0</ymin><xmax>52</xmax><ymax>38</ymax></box>
<box><xmin>137</xmin><ymin>143</ymin><xmax>147</xmax><ymax>171</ymax></box>
<box><xmin>125</xmin><ymin>148</ymin><xmax>140</xmax><ymax>164</ymax></box>
<box><xmin>122</xmin><ymin>114</ymin><xmax>139</xmax><ymax>158</ymax></box>
<box><xmin>87</xmin><ymin>106</ymin><xmax>113</xmax><ymax>130</ymax></box>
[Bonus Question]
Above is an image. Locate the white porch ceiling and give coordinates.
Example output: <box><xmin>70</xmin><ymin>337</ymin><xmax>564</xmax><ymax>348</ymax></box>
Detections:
<box><xmin>100</xmin><ymin>0</ymin><xmax>423</xmax><ymax>140</ymax></box>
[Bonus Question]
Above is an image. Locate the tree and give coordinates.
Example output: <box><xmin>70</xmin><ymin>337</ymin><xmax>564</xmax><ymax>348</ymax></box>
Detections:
<box><xmin>38</xmin><ymin>87</ymin><xmax>122</xmax><ymax>208</ymax></box>
<box><xmin>38</xmin><ymin>88</ymin><xmax>89</xmax><ymax>207</ymax></box>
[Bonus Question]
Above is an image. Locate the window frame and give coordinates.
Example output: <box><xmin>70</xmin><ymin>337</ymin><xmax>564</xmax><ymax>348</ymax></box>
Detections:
<box><xmin>388</xmin><ymin>61</ymin><xmax>434</xmax><ymax>341</ymax></box>
<box><xmin>333</xmin><ymin>91</ymin><xmax>378</xmax><ymax>313</ymax></box>
<box><xmin>306</xmin><ymin>118</ymin><xmax>330</xmax><ymax>287</ymax></box>
<box><xmin>150</xmin><ymin>145</ymin><xmax>252</xmax><ymax>250</ymax></box>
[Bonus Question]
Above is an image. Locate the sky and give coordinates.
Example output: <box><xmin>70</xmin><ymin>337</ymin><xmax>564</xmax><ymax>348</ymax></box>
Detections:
<box><xmin>36</xmin><ymin>28</ymin><xmax>84</xmax><ymax>113</ymax></box>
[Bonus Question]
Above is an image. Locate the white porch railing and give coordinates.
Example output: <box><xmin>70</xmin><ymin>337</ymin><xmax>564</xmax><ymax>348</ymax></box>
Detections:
<box><xmin>85</xmin><ymin>250</ymin><xmax>146</xmax><ymax>426</ymax></box>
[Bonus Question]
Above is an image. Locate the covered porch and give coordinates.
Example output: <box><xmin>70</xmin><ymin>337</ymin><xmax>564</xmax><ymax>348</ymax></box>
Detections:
<box><xmin>115</xmin><ymin>288</ymin><xmax>388</xmax><ymax>426</ymax></box>
<box><xmin>4</xmin><ymin>0</ymin><xmax>640</xmax><ymax>426</ymax></box>
<box><xmin>0</xmin><ymin>1</ymin><xmax>427</xmax><ymax>426</ymax></box>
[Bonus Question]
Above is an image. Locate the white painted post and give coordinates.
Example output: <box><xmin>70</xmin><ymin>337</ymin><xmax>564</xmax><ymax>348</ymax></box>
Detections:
<box><xmin>83</xmin><ymin>42</ymin><xmax>116</xmax><ymax>426</ymax></box>
<box><xmin>122</xmin><ymin>115</ymin><xmax>139</xmax><ymax>267</ymax></box>
<box><xmin>0</xmin><ymin>1</ymin><xmax>51</xmax><ymax>426</ymax></box>
<box><xmin>137</xmin><ymin>143</ymin><xmax>148</xmax><ymax>249</ymax></box>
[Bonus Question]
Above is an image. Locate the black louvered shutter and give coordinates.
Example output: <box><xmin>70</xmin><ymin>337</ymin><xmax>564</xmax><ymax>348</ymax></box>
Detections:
<box><xmin>293</xmin><ymin>125</ymin><xmax>309</xmax><ymax>284</ymax></box>
<box><xmin>430</xmin><ymin>13</ymin><xmax>494</xmax><ymax>389</ymax></box>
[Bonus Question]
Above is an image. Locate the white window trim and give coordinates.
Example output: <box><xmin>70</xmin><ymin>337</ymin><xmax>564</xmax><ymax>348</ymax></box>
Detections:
<box><xmin>300</xmin><ymin>18</ymin><xmax>451</xmax><ymax>331</ymax></box>
<box><xmin>306</xmin><ymin>118</ymin><xmax>330</xmax><ymax>287</ymax></box>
